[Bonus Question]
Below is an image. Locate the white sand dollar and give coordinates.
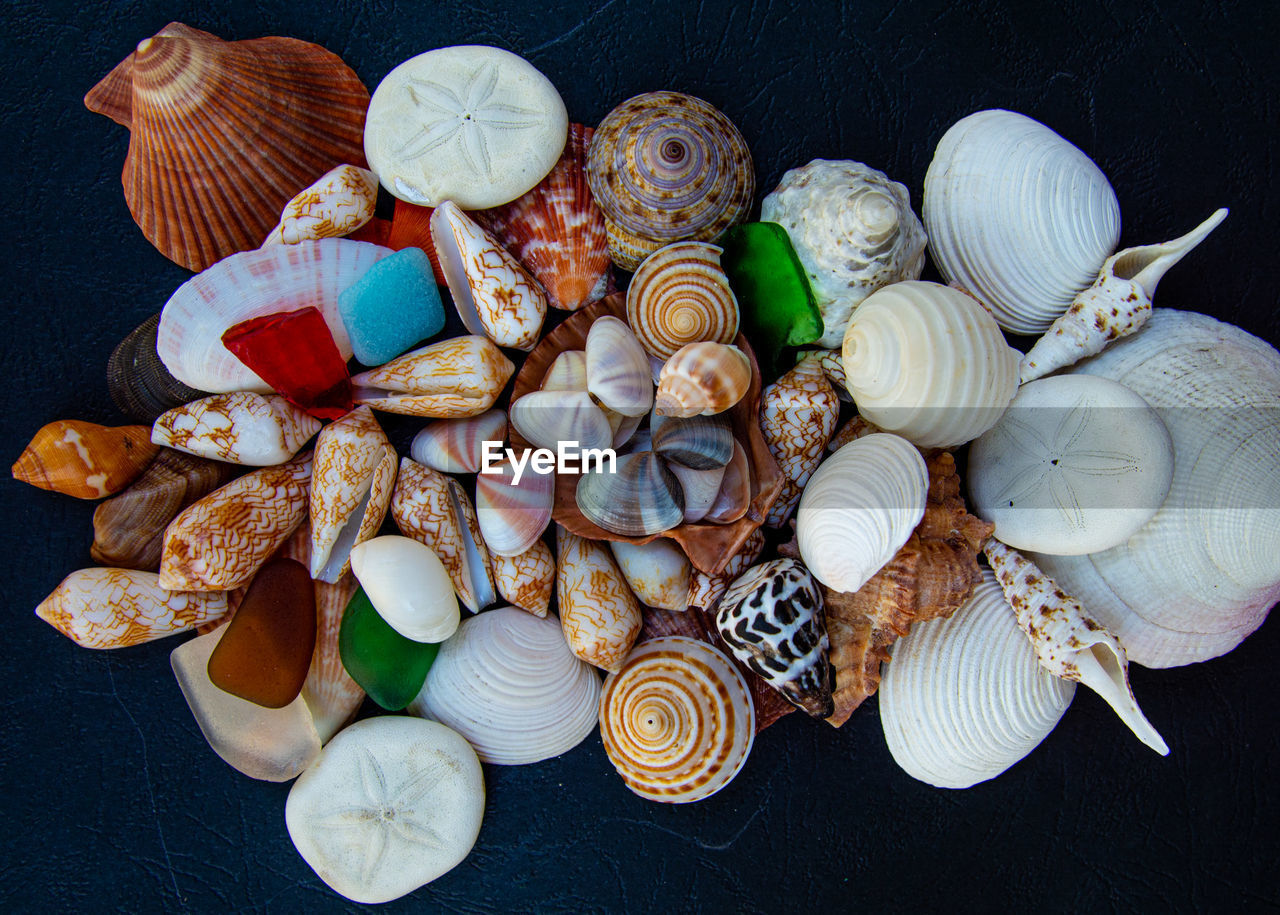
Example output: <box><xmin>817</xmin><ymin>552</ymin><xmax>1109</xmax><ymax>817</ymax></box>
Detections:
<box><xmin>350</xmin><ymin>535</ymin><xmax>460</xmax><ymax>642</ymax></box>
<box><xmin>286</xmin><ymin>717</ymin><xmax>485</xmax><ymax>904</ymax></box>
<box><xmin>364</xmin><ymin>45</ymin><xmax>568</xmax><ymax>208</ymax></box>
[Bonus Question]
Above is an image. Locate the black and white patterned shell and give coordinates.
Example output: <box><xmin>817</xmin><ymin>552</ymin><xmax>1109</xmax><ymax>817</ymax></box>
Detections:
<box><xmin>714</xmin><ymin>557</ymin><xmax>833</xmax><ymax>718</ymax></box>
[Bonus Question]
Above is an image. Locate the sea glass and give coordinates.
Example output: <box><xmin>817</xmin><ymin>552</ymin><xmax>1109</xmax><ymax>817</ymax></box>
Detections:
<box><xmin>207</xmin><ymin>558</ymin><xmax>317</xmax><ymax>708</ymax></box>
<box><xmin>338</xmin><ymin>586</ymin><xmax>439</xmax><ymax>710</ymax></box>
<box><xmin>337</xmin><ymin>248</ymin><xmax>446</xmax><ymax>366</ymax></box>
<box><xmin>717</xmin><ymin>222</ymin><xmax>823</xmax><ymax>379</ymax></box>
<box><xmin>171</xmin><ymin>623</ymin><xmax>322</xmax><ymax>781</ymax></box>
<box><xmin>221</xmin><ymin>306</ymin><xmax>353</xmax><ymax>420</ymax></box>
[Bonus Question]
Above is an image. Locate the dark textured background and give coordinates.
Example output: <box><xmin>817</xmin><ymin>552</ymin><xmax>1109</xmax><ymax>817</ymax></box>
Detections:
<box><xmin>3</xmin><ymin>0</ymin><xmax>1278</xmax><ymax>911</ymax></box>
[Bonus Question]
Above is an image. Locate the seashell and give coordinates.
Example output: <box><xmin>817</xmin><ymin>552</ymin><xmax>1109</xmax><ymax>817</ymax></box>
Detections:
<box><xmin>761</xmin><ymin>159</ymin><xmax>927</xmax><ymax>348</ymax></box>
<box><xmin>715</xmin><ymin>558</ymin><xmax>831</xmax><ymax>718</ymax></box>
<box><xmin>509</xmin><ymin>390</ymin><xmax>613</xmax><ymax>454</ymax></box>
<box><xmin>309</xmin><ymin>406</ymin><xmax>397</xmax><ymax>583</ymax></box>
<box><xmin>1020</xmin><ymin>208</ymin><xmax>1229</xmax><ymax>383</ymax></box>
<box><xmin>475</xmin><ymin>455</ymin><xmax>555</xmax><ymax>557</ymax></box>
<box><xmin>651</xmin><ymin>411</ymin><xmax>734</xmax><ymax>470</ymax></box>
<box><xmin>91</xmin><ymin>449</ymin><xmax>233</xmax><ymax>571</ymax></box>
<box><xmin>985</xmin><ymin>542</ymin><xmax>1169</xmax><ymax>754</ymax></box>
<box><xmin>923</xmin><ymin>109</ymin><xmax>1121</xmax><ymax>335</ymax></box>
<box><xmin>703</xmin><ymin>439</ymin><xmax>752</xmax><ymax>524</ymax></box>
<box><xmin>666</xmin><ymin>462</ymin><xmax>725</xmax><ymax>524</ymax></box>
<box><xmin>586</xmin><ymin>91</ymin><xmax>755</xmax><ymax>271</ymax></box>
<box><xmin>688</xmin><ymin>528</ymin><xmax>766</xmax><ymax>616</ymax></box>
<box><xmin>556</xmin><ymin>526</ymin><xmax>643</xmax><ymax>672</ymax></box>
<box><xmin>808</xmin><ymin>349</ymin><xmax>851</xmax><ymax>402</ymax></box>
<box><xmin>827</xmin><ymin>414</ymin><xmax>879</xmax><ymax>453</ymax></box>
<box><xmin>585</xmin><ymin>315</ymin><xmax>654</xmax><ymax>417</ymax></box>
<box><xmin>159</xmin><ymin>451</ymin><xmax>312</xmax><ymax>591</ymax></box>
<box><xmin>760</xmin><ymin>351</ymin><xmax>841</xmax><ymax>527</ymax></box>
<box><xmin>479</xmin><ymin>123</ymin><xmax>612</xmax><ymax>311</ymax></box>
<box><xmin>968</xmin><ymin>376</ymin><xmax>1174</xmax><ymax>556</ymax></box>
<box><xmin>13</xmin><ymin>420</ymin><xmax>159</xmax><ymax>500</ymax></box>
<box><xmin>305</xmin><ymin>573</ymin><xmax>363</xmax><ymax>743</ymax></box>
<box><xmin>408</xmin><ymin>606</ymin><xmax>601</xmax><ymax>765</ymax></box>
<box><xmin>492</xmin><ymin>541</ymin><xmax>554</xmax><ymax>617</ymax></box>
<box><xmin>352</xmin><ymin>335</ymin><xmax>515</xmax><ymax>418</ymax></box>
<box><xmin>152</xmin><ymin>392</ymin><xmax>321</xmax><ymax>466</ymax></box>
<box><xmin>349</xmin><ymin>535</ymin><xmax>459</xmax><ymax>643</ymax></box>
<box><xmin>410</xmin><ymin>409</ymin><xmax>508</xmax><ymax>475</ymax></box>
<box><xmin>1031</xmin><ymin>309</ymin><xmax>1280</xmax><ymax>667</ymax></box>
<box><xmin>385</xmin><ymin>199</ymin><xmax>447</xmax><ymax>283</ymax></box>
<box><xmin>654</xmin><ymin>342</ymin><xmax>751</xmax><ymax>418</ymax></box>
<box><xmin>796</xmin><ymin>433</ymin><xmax>928</xmax><ymax>593</ymax></box>
<box><xmin>157</xmin><ymin>239</ymin><xmax>392</xmax><ymax>394</ymax></box>
<box><xmin>392</xmin><ymin>458</ymin><xmax>496</xmax><ymax>614</ymax></box>
<box><xmin>606</xmin><ymin>408</ymin><xmax>644</xmax><ymax>450</ymax></box>
<box><xmin>261</xmin><ymin>164</ymin><xmax>380</xmax><ymax>246</ymax></box>
<box><xmin>599</xmin><ymin>636</ymin><xmax>755</xmax><ymax>802</ymax></box>
<box><xmin>540</xmin><ymin>350</ymin><xmax>587</xmax><ymax>392</ymax></box>
<box><xmin>35</xmin><ymin>567</ymin><xmax>228</xmax><ymax>649</ymax></box>
<box><xmin>430</xmin><ymin>200</ymin><xmax>547</xmax><ymax>351</ymax></box>
<box><xmin>85</xmin><ymin>22</ymin><xmax>370</xmax><ymax>272</ymax></box>
<box><xmin>108</xmin><ymin>313</ymin><xmax>210</xmax><ymax>423</ymax></box>
<box><xmin>840</xmin><ymin>280</ymin><xmax>1019</xmax><ymax>448</ymax></box>
<box><xmin>575</xmin><ymin>452</ymin><xmax>685</xmax><ymax>537</ymax></box>
<box><xmin>879</xmin><ymin>570</ymin><xmax>1076</xmax><ymax>789</ymax></box>
<box><xmin>626</xmin><ymin>242</ymin><xmax>740</xmax><ymax>360</ymax></box>
<box><xmin>610</xmin><ymin>540</ymin><xmax>692</xmax><ymax>611</ymax></box>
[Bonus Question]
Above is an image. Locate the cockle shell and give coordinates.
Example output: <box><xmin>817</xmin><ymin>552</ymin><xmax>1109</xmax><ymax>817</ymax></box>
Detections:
<box><xmin>492</xmin><ymin>541</ymin><xmax>554</xmax><ymax>617</ymax></box>
<box><xmin>654</xmin><ymin>342</ymin><xmax>751</xmax><ymax>418</ymax></box>
<box><xmin>409</xmin><ymin>606</ymin><xmax>601</xmax><ymax>765</ymax></box>
<box><xmin>1031</xmin><ymin>309</ymin><xmax>1280</xmax><ymax>667</ymax></box>
<box><xmin>840</xmin><ymin>280</ymin><xmax>1019</xmax><ymax>448</ymax></box>
<box><xmin>761</xmin><ymin>159</ymin><xmax>927</xmax><ymax>348</ymax></box>
<box><xmin>796</xmin><ymin>433</ymin><xmax>928</xmax><ymax>593</ymax></box>
<box><xmin>410</xmin><ymin>410</ymin><xmax>508</xmax><ymax>475</ymax></box>
<box><xmin>152</xmin><ymin>392</ymin><xmax>321</xmax><ymax>465</ymax></box>
<box><xmin>107</xmin><ymin>313</ymin><xmax>209</xmax><ymax>423</ymax></box>
<box><xmin>600</xmin><ymin>636</ymin><xmax>755</xmax><ymax>803</ymax></box>
<box><xmin>587</xmin><ymin>91</ymin><xmax>755</xmax><ymax>271</ymax></box>
<box><xmin>13</xmin><ymin>420</ymin><xmax>159</xmax><ymax>500</ymax></box>
<box><xmin>159</xmin><ymin>451</ymin><xmax>312</xmax><ymax>591</ymax></box>
<box><xmin>760</xmin><ymin>351</ymin><xmax>841</xmax><ymax>527</ymax></box>
<box><xmin>923</xmin><ymin>109</ymin><xmax>1121</xmax><ymax>335</ymax></box>
<box><xmin>157</xmin><ymin>239</ymin><xmax>391</xmax><ymax>394</ymax></box>
<box><xmin>509</xmin><ymin>390</ymin><xmax>613</xmax><ymax>454</ymax></box>
<box><xmin>556</xmin><ymin>526</ymin><xmax>642</xmax><ymax>672</ymax></box>
<box><xmin>610</xmin><ymin>539</ymin><xmax>691</xmax><ymax>612</ymax></box>
<box><xmin>879</xmin><ymin>570</ymin><xmax>1076</xmax><ymax>789</ymax></box>
<box><xmin>309</xmin><ymin>406</ymin><xmax>397</xmax><ymax>583</ymax></box>
<box><xmin>352</xmin><ymin>334</ymin><xmax>515</xmax><ymax>418</ymax></box>
<box><xmin>985</xmin><ymin>541</ymin><xmax>1169</xmax><ymax>754</ymax></box>
<box><xmin>262</xmin><ymin>164</ymin><xmax>380</xmax><ymax>246</ymax></box>
<box><xmin>575</xmin><ymin>451</ymin><xmax>685</xmax><ymax>538</ymax></box>
<box><xmin>476</xmin><ymin>456</ymin><xmax>554</xmax><ymax>557</ymax></box>
<box><xmin>585</xmin><ymin>315</ymin><xmax>654</xmax><ymax>417</ymax></box>
<box><xmin>85</xmin><ymin>22</ymin><xmax>370</xmax><ymax>272</ymax></box>
<box><xmin>626</xmin><ymin>241</ymin><xmax>740</xmax><ymax>360</ymax></box>
<box><xmin>35</xmin><ymin>568</ymin><xmax>228</xmax><ymax>649</ymax></box>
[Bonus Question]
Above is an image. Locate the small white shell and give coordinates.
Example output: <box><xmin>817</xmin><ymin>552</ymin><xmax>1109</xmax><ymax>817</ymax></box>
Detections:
<box><xmin>261</xmin><ymin>164</ymin><xmax>379</xmax><ymax>246</ymax></box>
<box><xmin>152</xmin><ymin>392</ymin><xmax>321</xmax><ymax>466</ymax></box>
<box><xmin>609</xmin><ymin>539</ymin><xmax>691</xmax><ymax>612</ymax></box>
<box><xmin>585</xmin><ymin>315</ymin><xmax>654</xmax><ymax>417</ymax></box>
<box><xmin>349</xmin><ymin>536</ymin><xmax>459</xmax><ymax>643</ymax></box>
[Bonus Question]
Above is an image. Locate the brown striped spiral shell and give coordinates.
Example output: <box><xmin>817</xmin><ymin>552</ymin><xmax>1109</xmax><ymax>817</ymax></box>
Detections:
<box><xmin>625</xmin><ymin>242</ymin><xmax>740</xmax><ymax>359</ymax></box>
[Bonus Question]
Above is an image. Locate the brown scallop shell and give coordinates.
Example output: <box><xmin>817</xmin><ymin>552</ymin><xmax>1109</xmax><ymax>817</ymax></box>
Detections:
<box><xmin>85</xmin><ymin>22</ymin><xmax>370</xmax><ymax>272</ymax></box>
<box><xmin>512</xmin><ymin>295</ymin><xmax>782</xmax><ymax>576</ymax></box>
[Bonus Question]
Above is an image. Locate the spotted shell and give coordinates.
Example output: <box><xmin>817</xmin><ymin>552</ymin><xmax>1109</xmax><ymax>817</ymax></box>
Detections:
<box><xmin>13</xmin><ymin>420</ymin><xmax>159</xmax><ymax>500</ymax></box>
<box><xmin>655</xmin><ymin>342</ymin><xmax>751</xmax><ymax>418</ymax></box>
<box><xmin>626</xmin><ymin>242</ymin><xmax>740</xmax><ymax>360</ymax></box>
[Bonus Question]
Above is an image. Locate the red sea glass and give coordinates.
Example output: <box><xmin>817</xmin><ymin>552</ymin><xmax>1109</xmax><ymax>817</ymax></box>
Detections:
<box><xmin>222</xmin><ymin>307</ymin><xmax>354</xmax><ymax>420</ymax></box>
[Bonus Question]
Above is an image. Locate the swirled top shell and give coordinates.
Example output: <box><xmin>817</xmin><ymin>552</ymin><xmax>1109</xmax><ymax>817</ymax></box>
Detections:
<box><xmin>626</xmin><ymin>242</ymin><xmax>739</xmax><ymax>360</ymax></box>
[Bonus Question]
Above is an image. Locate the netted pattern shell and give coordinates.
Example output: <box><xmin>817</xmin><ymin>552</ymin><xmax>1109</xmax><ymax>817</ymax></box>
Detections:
<box><xmin>760</xmin><ymin>353</ymin><xmax>840</xmax><ymax>527</ymax></box>
<box><xmin>626</xmin><ymin>242</ymin><xmax>739</xmax><ymax>360</ymax></box>
<box><xmin>152</xmin><ymin>392</ymin><xmax>321</xmax><ymax>466</ymax></box>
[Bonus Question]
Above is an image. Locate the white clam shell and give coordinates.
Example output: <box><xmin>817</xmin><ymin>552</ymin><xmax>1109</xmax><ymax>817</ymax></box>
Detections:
<box><xmin>152</xmin><ymin>392</ymin><xmax>321</xmax><ymax>466</ymax></box>
<box><xmin>586</xmin><ymin>315</ymin><xmax>654</xmax><ymax>417</ymax></box>
<box><xmin>610</xmin><ymin>539</ymin><xmax>691</xmax><ymax>611</ymax></box>
<box><xmin>540</xmin><ymin>349</ymin><xmax>588</xmax><ymax>392</ymax></box>
<box><xmin>879</xmin><ymin>571</ymin><xmax>1076</xmax><ymax>789</ymax></box>
<box><xmin>349</xmin><ymin>535</ymin><xmax>459</xmax><ymax>643</ymax></box>
<box><xmin>408</xmin><ymin>606</ymin><xmax>601</xmax><ymax>765</ymax></box>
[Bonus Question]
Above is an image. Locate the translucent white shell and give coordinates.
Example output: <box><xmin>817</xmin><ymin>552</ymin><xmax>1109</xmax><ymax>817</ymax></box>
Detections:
<box><xmin>585</xmin><ymin>315</ymin><xmax>654</xmax><ymax>417</ymax></box>
<box><xmin>152</xmin><ymin>392</ymin><xmax>321</xmax><ymax>466</ymax></box>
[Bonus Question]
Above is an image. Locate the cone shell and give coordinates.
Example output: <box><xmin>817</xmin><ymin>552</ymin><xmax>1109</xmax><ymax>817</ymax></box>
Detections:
<box><xmin>761</xmin><ymin>352</ymin><xmax>840</xmax><ymax>527</ymax></box>
<box><xmin>654</xmin><ymin>342</ymin><xmax>751</xmax><ymax>418</ymax></box>
<box><xmin>476</xmin><ymin>456</ymin><xmax>554</xmax><ymax>557</ymax></box>
<box><xmin>626</xmin><ymin>242</ymin><xmax>740</xmax><ymax>360</ymax></box>
<box><xmin>13</xmin><ymin>420</ymin><xmax>158</xmax><ymax>500</ymax></box>
<box><xmin>152</xmin><ymin>392</ymin><xmax>321</xmax><ymax>466</ymax></box>
<box><xmin>493</xmin><ymin>541</ymin><xmax>554</xmax><ymax>618</ymax></box>
<box><xmin>688</xmin><ymin>528</ymin><xmax>766</xmax><ymax>616</ymax></box>
<box><xmin>352</xmin><ymin>335</ymin><xmax>515</xmax><ymax>418</ymax></box>
<box><xmin>610</xmin><ymin>539</ymin><xmax>691</xmax><ymax>612</ymax></box>
<box><xmin>262</xmin><ymin>164</ymin><xmax>379</xmax><ymax>246</ymax></box>
<box><xmin>108</xmin><ymin>313</ymin><xmax>209</xmax><ymax>423</ymax></box>
<box><xmin>586</xmin><ymin>316</ymin><xmax>654</xmax><ymax>417</ymax></box>
<box><xmin>86</xmin><ymin>22</ymin><xmax>370</xmax><ymax>272</ymax></box>
<box><xmin>410</xmin><ymin>410</ymin><xmax>508</xmax><ymax>475</ymax></box>
<box><xmin>556</xmin><ymin>527</ymin><xmax>642</xmax><ymax>672</ymax></box>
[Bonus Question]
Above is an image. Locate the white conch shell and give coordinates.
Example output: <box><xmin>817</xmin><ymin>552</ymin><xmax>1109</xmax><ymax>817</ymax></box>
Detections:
<box><xmin>509</xmin><ymin>389</ymin><xmax>613</xmax><ymax>454</ymax></box>
<box><xmin>610</xmin><ymin>539</ymin><xmax>691</xmax><ymax>611</ymax></box>
<box><xmin>879</xmin><ymin>570</ymin><xmax>1076</xmax><ymax>789</ymax></box>
<box><xmin>840</xmin><ymin>281</ymin><xmax>1019</xmax><ymax>448</ymax></box>
<box><xmin>261</xmin><ymin>164</ymin><xmax>379</xmax><ymax>246</ymax></box>
<box><xmin>408</xmin><ymin>606</ymin><xmax>601</xmax><ymax>765</ymax></box>
<box><xmin>924</xmin><ymin>109</ymin><xmax>1121</xmax><ymax>335</ymax></box>
<box><xmin>1020</xmin><ymin>209</ymin><xmax>1229</xmax><ymax>382</ymax></box>
<box><xmin>761</xmin><ymin>351</ymin><xmax>841</xmax><ymax>527</ymax></box>
<box><xmin>352</xmin><ymin>335</ymin><xmax>515</xmax><ymax>418</ymax></box>
<box><xmin>556</xmin><ymin>526</ymin><xmax>642</xmax><ymax>672</ymax></box>
<box><xmin>761</xmin><ymin>159</ymin><xmax>927</xmax><ymax>347</ymax></box>
<box><xmin>476</xmin><ymin>455</ymin><xmax>554</xmax><ymax>557</ymax></box>
<box><xmin>796</xmin><ymin>433</ymin><xmax>928</xmax><ymax>593</ymax></box>
<box><xmin>985</xmin><ymin>541</ymin><xmax>1168</xmax><ymax>755</ymax></box>
<box><xmin>586</xmin><ymin>315</ymin><xmax>654</xmax><ymax>417</ymax></box>
<box><xmin>349</xmin><ymin>535</ymin><xmax>459</xmax><ymax>643</ymax></box>
<box><xmin>492</xmin><ymin>540</ymin><xmax>554</xmax><ymax>617</ymax></box>
<box><xmin>152</xmin><ymin>392</ymin><xmax>321</xmax><ymax>465</ymax></box>
<box><xmin>1031</xmin><ymin>309</ymin><xmax>1280</xmax><ymax>667</ymax></box>
<box><xmin>410</xmin><ymin>410</ymin><xmax>508</xmax><ymax>475</ymax></box>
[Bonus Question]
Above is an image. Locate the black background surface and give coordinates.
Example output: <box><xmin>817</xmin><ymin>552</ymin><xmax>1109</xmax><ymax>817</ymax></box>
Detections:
<box><xmin>3</xmin><ymin>1</ymin><xmax>1278</xmax><ymax>911</ymax></box>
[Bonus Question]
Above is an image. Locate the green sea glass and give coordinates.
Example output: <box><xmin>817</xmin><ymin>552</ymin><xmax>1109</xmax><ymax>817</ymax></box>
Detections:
<box><xmin>338</xmin><ymin>586</ymin><xmax>439</xmax><ymax>710</ymax></box>
<box><xmin>718</xmin><ymin>222</ymin><xmax>822</xmax><ymax>380</ymax></box>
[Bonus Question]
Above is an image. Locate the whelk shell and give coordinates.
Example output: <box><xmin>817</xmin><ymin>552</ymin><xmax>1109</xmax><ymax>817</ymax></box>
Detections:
<box><xmin>352</xmin><ymin>335</ymin><xmax>515</xmax><ymax>418</ymax></box>
<box><xmin>152</xmin><ymin>392</ymin><xmax>321</xmax><ymax>466</ymax></box>
<box><xmin>13</xmin><ymin>420</ymin><xmax>159</xmax><ymax>500</ymax></box>
<box><xmin>575</xmin><ymin>451</ymin><xmax>685</xmax><ymax>537</ymax></box>
<box><xmin>261</xmin><ymin>164</ymin><xmax>379</xmax><ymax>247</ymax></box>
<box><xmin>626</xmin><ymin>241</ymin><xmax>740</xmax><ymax>360</ymax></box>
<box><xmin>585</xmin><ymin>315</ymin><xmax>654</xmax><ymax>417</ymax></box>
<box><xmin>409</xmin><ymin>410</ymin><xmax>508</xmax><ymax>475</ymax></box>
<box><xmin>556</xmin><ymin>526</ymin><xmax>643</xmax><ymax>672</ymax></box>
<box><xmin>476</xmin><ymin>456</ymin><xmax>554</xmax><ymax>557</ymax></box>
<box><xmin>492</xmin><ymin>541</ymin><xmax>554</xmax><ymax>618</ymax></box>
<box><xmin>107</xmin><ymin>312</ymin><xmax>209</xmax><ymax>423</ymax></box>
<box><xmin>654</xmin><ymin>342</ymin><xmax>751</xmax><ymax>418</ymax></box>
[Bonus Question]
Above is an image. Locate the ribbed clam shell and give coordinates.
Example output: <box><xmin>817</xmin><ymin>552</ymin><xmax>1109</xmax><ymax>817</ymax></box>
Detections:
<box><xmin>923</xmin><ymin>109</ymin><xmax>1121</xmax><ymax>335</ymax></box>
<box><xmin>492</xmin><ymin>541</ymin><xmax>554</xmax><ymax>618</ymax></box>
<box><xmin>480</xmin><ymin>123</ymin><xmax>612</xmax><ymax>311</ymax></box>
<box><xmin>509</xmin><ymin>390</ymin><xmax>612</xmax><ymax>454</ymax></box>
<box><xmin>13</xmin><ymin>420</ymin><xmax>159</xmax><ymax>500</ymax></box>
<box><xmin>599</xmin><ymin>636</ymin><xmax>755</xmax><ymax>803</ymax></box>
<box><xmin>152</xmin><ymin>392</ymin><xmax>321</xmax><ymax>466</ymax></box>
<box><xmin>261</xmin><ymin>164</ymin><xmax>379</xmax><ymax>246</ymax></box>
<box><xmin>654</xmin><ymin>342</ymin><xmax>751</xmax><ymax>418</ymax></box>
<box><xmin>108</xmin><ymin>313</ymin><xmax>209</xmax><ymax>423</ymax></box>
<box><xmin>703</xmin><ymin>439</ymin><xmax>751</xmax><ymax>524</ymax></box>
<box><xmin>666</xmin><ymin>462</ymin><xmax>725</xmax><ymax>523</ymax></box>
<box><xmin>1032</xmin><ymin>309</ymin><xmax>1280</xmax><ymax>667</ymax></box>
<box><xmin>409</xmin><ymin>607</ymin><xmax>601</xmax><ymax>765</ymax></box>
<box><xmin>761</xmin><ymin>353</ymin><xmax>840</xmax><ymax>528</ymax></box>
<box><xmin>476</xmin><ymin>457</ymin><xmax>554</xmax><ymax>557</ymax></box>
<box><xmin>840</xmin><ymin>281</ymin><xmax>1019</xmax><ymax>449</ymax></box>
<box><xmin>540</xmin><ymin>350</ymin><xmax>587</xmax><ymax>392</ymax></box>
<box><xmin>626</xmin><ymin>242</ymin><xmax>740</xmax><ymax>360</ymax></box>
<box><xmin>557</xmin><ymin>527</ymin><xmax>643</xmax><ymax>672</ymax></box>
<box><xmin>610</xmin><ymin>539</ymin><xmax>691</xmax><ymax>612</ymax></box>
<box><xmin>86</xmin><ymin>23</ymin><xmax>370</xmax><ymax>272</ymax></box>
<box><xmin>586</xmin><ymin>316</ymin><xmax>654</xmax><ymax>417</ymax></box>
<box><xmin>352</xmin><ymin>335</ymin><xmax>515</xmax><ymax>418</ymax></box>
<box><xmin>410</xmin><ymin>410</ymin><xmax>508</xmax><ymax>475</ymax></box>
<box><xmin>575</xmin><ymin>452</ymin><xmax>685</xmax><ymax>537</ymax></box>
<box><xmin>157</xmin><ymin>239</ymin><xmax>392</xmax><ymax>393</ymax></box>
<box><xmin>880</xmin><ymin>571</ymin><xmax>1076</xmax><ymax>789</ymax></box>
<box><xmin>651</xmin><ymin>412</ymin><xmax>734</xmax><ymax>470</ymax></box>
<box><xmin>586</xmin><ymin>91</ymin><xmax>755</xmax><ymax>271</ymax></box>
<box><xmin>796</xmin><ymin>433</ymin><xmax>928</xmax><ymax>593</ymax></box>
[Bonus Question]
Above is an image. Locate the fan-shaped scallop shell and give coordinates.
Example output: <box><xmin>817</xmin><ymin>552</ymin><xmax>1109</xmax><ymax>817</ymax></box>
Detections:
<box><xmin>352</xmin><ymin>335</ymin><xmax>515</xmax><ymax>418</ymax></box>
<box><xmin>626</xmin><ymin>242</ymin><xmax>740</xmax><ymax>360</ymax></box>
<box><xmin>108</xmin><ymin>313</ymin><xmax>209</xmax><ymax>423</ymax></box>
<box><xmin>557</xmin><ymin>527</ymin><xmax>643</xmax><ymax>672</ymax></box>
<box><xmin>84</xmin><ymin>22</ymin><xmax>370</xmax><ymax>272</ymax></box>
<box><xmin>152</xmin><ymin>392</ymin><xmax>321</xmax><ymax>466</ymax></box>
<box><xmin>655</xmin><ymin>342</ymin><xmax>751</xmax><ymax>418</ymax></box>
<box><xmin>410</xmin><ymin>410</ymin><xmax>508</xmax><ymax>475</ymax></box>
<box><xmin>13</xmin><ymin>420</ymin><xmax>159</xmax><ymax>500</ymax></box>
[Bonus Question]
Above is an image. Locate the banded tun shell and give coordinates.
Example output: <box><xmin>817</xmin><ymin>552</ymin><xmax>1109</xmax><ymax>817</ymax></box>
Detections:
<box><xmin>108</xmin><ymin>313</ymin><xmax>209</xmax><ymax>423</ymax></box>
<box><xmin>626</xmin><ymin>242</ymin><xmax>740</xmax><ymax>360</ymax></box>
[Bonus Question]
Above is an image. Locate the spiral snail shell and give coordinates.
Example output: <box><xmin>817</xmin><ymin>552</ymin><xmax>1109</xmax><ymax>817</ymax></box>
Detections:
<box><xmin>626</xmin><ymin>242</ymin><xmax>740</xmax><ymax>360</ymax></box>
